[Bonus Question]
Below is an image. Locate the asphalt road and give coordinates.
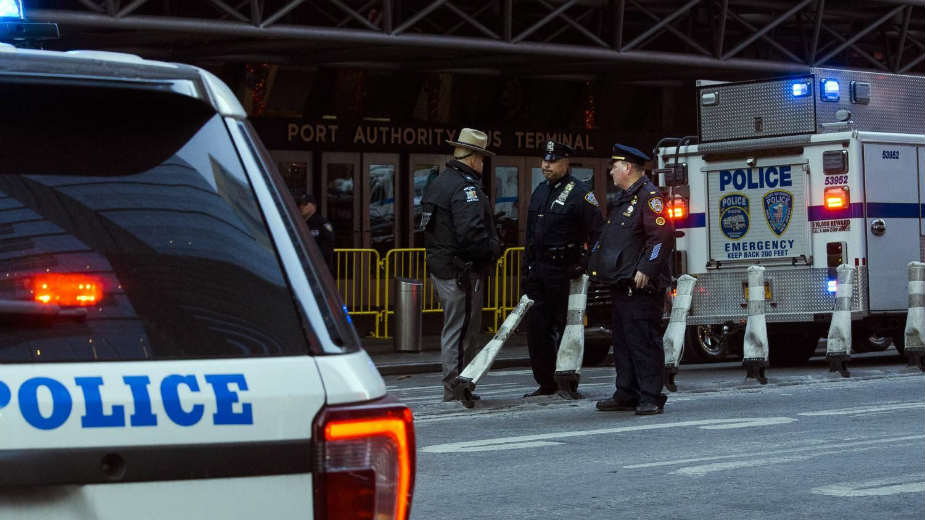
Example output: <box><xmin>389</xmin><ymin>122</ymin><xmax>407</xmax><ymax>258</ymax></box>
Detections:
<box><xmin>389</xmin><ymin>354</ymin><xmax>925</xmax><ymax>520</ymax></box>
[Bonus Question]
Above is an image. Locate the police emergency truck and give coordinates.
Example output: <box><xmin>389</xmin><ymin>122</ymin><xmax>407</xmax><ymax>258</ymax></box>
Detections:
<box><xmin>656</xmin><ymin>69</ymin><xmax>925</xmax><ymax>364</ymax></box>
<box><xmin>0</xmin><ymin>26</ymin><xmax>415</xmax><ymax>520</ymax></box>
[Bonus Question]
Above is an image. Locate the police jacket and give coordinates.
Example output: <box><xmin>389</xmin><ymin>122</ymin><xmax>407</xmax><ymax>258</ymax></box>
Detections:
<box><xmin>306</xmin><ymin>212</ymin><xmax>335</xmax><ymax>270</ymax></box>
<box><xmin>421</xmin><ymin>159</ymin><xmax>500</xmax><ymax>279</ymax></box>
<box><xmin>526</xmin><ymin>174</ymin><xmax>602</xmax><ymax>269</ymax></box>
<box><xmin>589</xmin><ymin>176</ymin><xmax>674</xmax><ymax>289</ymax></box>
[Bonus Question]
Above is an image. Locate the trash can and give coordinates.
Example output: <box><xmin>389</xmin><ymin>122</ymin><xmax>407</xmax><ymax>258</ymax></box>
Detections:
<box><xmin>394</xmin><ymin>277</ymin><xmax>423</xmax><ymax>352</ymax></box>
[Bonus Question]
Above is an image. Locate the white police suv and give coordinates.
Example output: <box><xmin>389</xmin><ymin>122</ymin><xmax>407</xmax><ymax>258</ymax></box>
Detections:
<box><xmin>0</xmin><ymin>46</ymin><xmax>414</xmax><ymax>519</ymax></box>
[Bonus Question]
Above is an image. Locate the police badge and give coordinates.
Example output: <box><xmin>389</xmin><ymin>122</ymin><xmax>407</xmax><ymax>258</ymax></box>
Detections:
<box><xmin>546</xmin><ymin>141</ymin><xmax>555</xmax><ymax>153</ymax></box>
<box><xmin>719</xmin><ymin>193</ymin><xmax>749</xmax><ymax>240</ymax></box>
<box><xmin>763</xmin><ymin>190</ymin><xmax>793</xmax><ymax>236</ymax></box>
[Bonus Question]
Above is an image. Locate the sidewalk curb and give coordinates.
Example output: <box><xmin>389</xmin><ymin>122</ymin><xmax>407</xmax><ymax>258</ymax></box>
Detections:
<box><xmin>376</xmin><ymin>356</ymin><xmax>533</xmax><ymax>376</ymax></box>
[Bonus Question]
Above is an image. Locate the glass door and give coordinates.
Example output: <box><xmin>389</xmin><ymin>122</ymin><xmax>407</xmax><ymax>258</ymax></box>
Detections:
<box><xmin>363</xmin><ymin>153</ymin><xmax>400</xmax><ymax>255</ymax></box>
<box><xmin>570</xmin><ymin>158</ymin><xmax>610</xmax><ymax>217</ymax></box>
<box><xmin>409</xmin><ymin>154</ymin><xmax>447</xmax><ymax>247</ymax></box>
<box><xmin>269</xmin><ymin>150</ymin><xmax>312</xmax><ymax>198</ymax></box>
<box><xmin>492</xmin><ymin>156</ymin><xmax>526</xmax><ymax>248</ymax></box>
<box><xmin>321</xmin><ymin>152</ymin><xmax>361</xmax><ymax>249</ymax></box>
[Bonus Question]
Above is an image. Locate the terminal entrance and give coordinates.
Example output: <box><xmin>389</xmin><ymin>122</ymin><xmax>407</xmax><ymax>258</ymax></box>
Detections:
<box><xmin>269</xmin><ymin>149</ymin><xmax>614</xmax><ymax>255</ymax></box>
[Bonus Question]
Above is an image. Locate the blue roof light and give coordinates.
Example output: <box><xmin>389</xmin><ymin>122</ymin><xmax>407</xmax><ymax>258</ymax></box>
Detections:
<box><xmin>791</xmin><ymin>81</ymin><xmax>810</xmax><ymax>98</ymax></box>
<box><xmin>821</xmin><ymin>78</ymin><xmax>840</xmax><ymax>102</ymax></box>
<box><xmin>826</xmin><ymin>280</ymin><xmax>838</xmax><ymax>293</ymax></box>
<box><xmin>0</xmin><ymin>0</ymin><xmax>23</xmax><ymax>20</ymax></box>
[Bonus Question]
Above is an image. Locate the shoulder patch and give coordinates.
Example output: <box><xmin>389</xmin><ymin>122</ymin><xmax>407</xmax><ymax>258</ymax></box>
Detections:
<box><xmin>584</xmin><ymin>192</ymin><xmax>599</xmax><ymax>207</ymax></box>
<box><xmin>648</xmin><ymin>197</ymin><xmax>664</xmax><ymax>214</ymax></box>
<box><xmin>463</xmin><ymin>186</ymin><xmax>479</xmax><ymax>203</ymax></box>
<box><xmin>655</xmin><ymin>216</ymin><xmax>666</xmax><ymax>226</ymax></box>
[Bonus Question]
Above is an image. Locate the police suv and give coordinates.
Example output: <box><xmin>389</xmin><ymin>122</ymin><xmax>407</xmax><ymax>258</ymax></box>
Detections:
<box><xmin>0</xmin><ymin>45</ymin><xmax>414</xmax><ymax>519</ymax></box>
<box><xmin>656</xmin><ymin>69</ymin><xmax>924</xmax><ymax>364</ymax></box>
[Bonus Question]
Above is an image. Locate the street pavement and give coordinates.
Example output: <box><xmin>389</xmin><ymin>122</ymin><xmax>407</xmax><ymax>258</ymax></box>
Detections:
<box><xmin>392</xmin><ymin>353</ymin><xmax>924</xmax><ymax>520</ymax></box>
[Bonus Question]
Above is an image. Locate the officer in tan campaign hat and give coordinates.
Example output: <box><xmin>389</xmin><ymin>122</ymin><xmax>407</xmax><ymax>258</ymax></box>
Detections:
<box><xmin>420</xmin><ymin>128</ymin><xmax>500</xmax><ymax>402</ymax></box>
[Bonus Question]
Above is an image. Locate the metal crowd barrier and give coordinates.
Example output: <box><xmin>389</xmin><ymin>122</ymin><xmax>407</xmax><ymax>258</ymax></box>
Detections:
<box><xmin>382</xmin><ymin>248</ymin><xmax>442</xmax><ymax>338</ymax></box>
<box><xmin>493</xmin><ymin>247</ymin><xmax>525</xmax><ymax>331</ymax></box>
<box><xmin>333</xmin><ymin>248</ymin><xmax>382</xmax><ymax>337</ymax></box>
<box><xmin>333</xmin><ymin>246</ymin><xmax>526</xmax><ymax>339</ymax></box>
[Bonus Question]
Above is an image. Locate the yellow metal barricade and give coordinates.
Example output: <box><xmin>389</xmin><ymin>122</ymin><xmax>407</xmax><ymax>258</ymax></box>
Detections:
<box><xmin>333</xmin><ymin>248</ymin><xmax>381</xmax><ymax>337</ymax></box>
<box><xmin>494</xmin><ymin>247</ymin><xmax>525</xmax><ymax>330</ymax></box>
<box><xmin>382</xmin><ymin>248</ymin><xmax>441</xmax><ymax>338</ymax></box>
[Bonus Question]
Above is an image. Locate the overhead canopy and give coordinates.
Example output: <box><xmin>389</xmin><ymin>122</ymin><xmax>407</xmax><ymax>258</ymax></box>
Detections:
<box><xmin>28</xmin><ymin>0</ymin><xmax>925</xmax><ymax>80</ymax></box>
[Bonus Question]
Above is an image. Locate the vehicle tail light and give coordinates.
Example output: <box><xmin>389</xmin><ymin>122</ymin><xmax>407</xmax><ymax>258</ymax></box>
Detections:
<box><xmin>667</xmin><ymin>198</ymin><xmax>686</xmax><ymax>219</ymax></box>
<box><xmin>824</xmin><ymin>186</ymin><xmax>849</xmax><ymax>210</ymax></box>
<box><xmin>32</xmin><ymin>274</ymin><xmax>103</xmax><ymax>306</ymax></box>
<box><xmin>313</xmin><ymin>398</ymin><xmax>415</xmax><ymax>520</ymax></box>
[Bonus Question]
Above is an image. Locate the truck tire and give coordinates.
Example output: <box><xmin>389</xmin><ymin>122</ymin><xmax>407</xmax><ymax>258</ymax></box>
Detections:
<box><xmin>768</xmin><ymin>328</ymin><xmax>820</xmax><ymax>366</ymax></box>
<box><xmin>583</xmin><ymin>337</ymin><xmax>612</xmax><ymax>366</ymax></box>
<box><xmin>684</xmin><ymin>325</ymin><xmax>730</xmax><ymax>363</ymax></box>
<box><xmin>851</xmin><ymin>323</ymin><xmax>893</xmax><ymax>353</ymax></box>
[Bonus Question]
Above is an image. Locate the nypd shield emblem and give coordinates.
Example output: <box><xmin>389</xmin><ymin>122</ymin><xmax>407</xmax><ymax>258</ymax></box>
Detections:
<box><xmin>763</xmin><ymin>190</ymin><xmax>793</xmax><ymax>236</ymax></box>
<box><xmin>719</xmin><ymin>193</ymin><xmax>749</xmax><ymax>240</ymax></box>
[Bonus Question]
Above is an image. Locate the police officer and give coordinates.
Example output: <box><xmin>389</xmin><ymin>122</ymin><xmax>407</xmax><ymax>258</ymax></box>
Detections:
<box><xmin>421</xmin><ymin>128</ymin><xmax>501</xmax><ymax>402</ymax></box>
<box><xmin>590</xmin><ymin>144</ymin><xmax>674</xmax><ymax>415</ymax></box>
<box><xmin>523</xmin><ymin>141</ymin><xmax>602</xmax><ymax>397</ymax></box>
<box><xmin>297</xmin><ymin>192</ymin><xmax>335</xmax><ymax>271</ymax></box>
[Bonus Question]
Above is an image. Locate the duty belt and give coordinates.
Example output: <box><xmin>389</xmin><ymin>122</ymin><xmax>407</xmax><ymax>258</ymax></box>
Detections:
<box><xmin>539</xmin><ymin>244</ymin><xmax>579</xmax><ymax>264</ymax></box>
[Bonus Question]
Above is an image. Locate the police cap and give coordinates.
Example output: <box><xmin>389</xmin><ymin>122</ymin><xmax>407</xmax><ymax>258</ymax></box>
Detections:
<box><xmin>296</xmin><ymin>192</ymin><xmax>316</xmax><ymax>206</ymax></box>
<box><xmin>543</xmin><ymin>140</ymin><xmax>574</xmax><ymax>162</ymax></box>
<box><xmin>611</xmin><ymin>143</ymin><xmax>650</xmax><ymax>165</ymax></box>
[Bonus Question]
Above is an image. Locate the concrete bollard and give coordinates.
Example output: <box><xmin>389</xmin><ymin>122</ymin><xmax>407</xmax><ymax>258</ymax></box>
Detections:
<box><xmin>904</xmin><ymin>261</ymin><xmax>925</xmax><ymax>371</ymax></box>
<box><xmin>554</xmin><ymin>274</ymin><xmax>591</xmax><ymax>400</ymax></box>
<box><xmin>826</xmin><ymin>264</ymin><xmax>856</xmax><ymax>377</ymax></box>
<box><xmin>663</xmin><ymin>274</ymin><xmax>697</xmax><ymax>392</ymax></box>
<box><xmin>743</xmin><ymin>265</ymin><xmax>769</xmax><ymax>384</ymax></box>
<box><xmin>451</xmin><ymin>295</ymin><xmax>534</xmax><ymax>408</ymax></box>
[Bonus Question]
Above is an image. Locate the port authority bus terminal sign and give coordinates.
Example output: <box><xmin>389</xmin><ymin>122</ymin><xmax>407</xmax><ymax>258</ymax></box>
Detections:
<box><xmin>706</xmin><ymin>163</ymin><xmax>809</xmax><ymax>263</ymax></box>
<box><xmin>251</xmin><ymin>118</ymin><xmax>622</xmax><ymax>157</ymax></box>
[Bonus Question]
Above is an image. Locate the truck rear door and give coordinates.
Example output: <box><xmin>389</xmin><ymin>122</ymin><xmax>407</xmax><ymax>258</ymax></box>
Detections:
<box><xmin>862</xmin><ymin>142</ymin><xmax>921</xmax><ymax>312</ymax></box>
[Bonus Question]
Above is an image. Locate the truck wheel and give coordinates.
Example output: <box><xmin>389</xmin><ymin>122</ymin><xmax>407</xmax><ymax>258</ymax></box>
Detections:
<box><xmin>768</xmin><ymin>329</ymin><xmax>819</xmax><ymax>366</ymax></box>
<box><xmin>851</xmin><ymin>323</ymin><xmax>893</xmax><ymax>353</ymax></box>
<box><xmin>583</xmin><ymin>337</ymin><xmax>612</xmax><ymax>366</ymax></box>
<box><xmin>684</xmin><ymin>325</ymin><xmax>729</xmax><ymax>363</ymax></box>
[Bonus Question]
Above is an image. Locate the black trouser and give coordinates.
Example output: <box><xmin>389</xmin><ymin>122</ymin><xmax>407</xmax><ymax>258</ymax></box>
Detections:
<box><xmin>611</xmin><ymin>288</ymin><xmax>665</xmax><ymax>405</ymax></box>
<box><xmin>525</xmin><ymin>262</ymin><xmax>569</xmax><ymax>390</ymax></box>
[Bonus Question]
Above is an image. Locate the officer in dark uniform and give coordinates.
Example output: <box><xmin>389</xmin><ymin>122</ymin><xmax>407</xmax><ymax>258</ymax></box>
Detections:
<box><xmin>297</xmin><ymin>192</ymin><xmax>335</xmax><ymax>271</ymax></box>
<box><xmin>420</xmin><ymin>128</ymin><xmax>501</xmax><ymax>401</ymax></box>
<box><xmin>590</xmin><ymin>144</ymin><xmax>674</xmax><ymax>415</ymax></box>
<box><xmin>523</xmin><ymin>140</ymin><xmax>603</xmax><ymax>397</ymax></box>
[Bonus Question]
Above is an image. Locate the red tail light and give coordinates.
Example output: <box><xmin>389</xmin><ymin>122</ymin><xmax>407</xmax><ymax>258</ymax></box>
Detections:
<box><xmin>667</xmin><ymin>199</ymin><xmax>686</xmax><ymax>219</ymax></box>
<box><xmin>824</xmin><ymin>186</ymin><xmax>849</xmax><ymax>210</ymax></box>
<box><xmin>32</xmin><ymin>274</ymin><xmax>103</xmax><ymax>306</ymax></box>
<box><xmin>313</xmin><ymin>398</ymin><xmax>415</xmax><ymax>520</ymax></box>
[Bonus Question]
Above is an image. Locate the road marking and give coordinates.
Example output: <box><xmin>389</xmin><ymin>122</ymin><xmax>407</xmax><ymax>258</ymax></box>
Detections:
<box><xmin>422</xmin><ymin>417</ymin><xmax>795</xmax><ymax>453</ymax></box>
<box><xmin>797</xmin><ymin>402</ymin><xmax>923</xmax><ymax>416</ymax></box>
<box><xmin>812</xmin><ymin>475</ymin><xmax>925</xmax><ymax>497</ymax></box>
<box><xmin>675</xmin><ymin>455</ymin><xmax>815</xmax><ymax>476</ymax></box>
<box><xmin>624</xmin><ymin>434</ymin><xmax>923</xmax><ymax>469</ymax></box>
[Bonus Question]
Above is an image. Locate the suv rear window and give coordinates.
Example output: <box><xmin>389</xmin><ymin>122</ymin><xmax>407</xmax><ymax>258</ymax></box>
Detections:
<box><xmin>0</xmin><ymin>80</ymin><xmax>312</xmax><ymax>362</ymax></box>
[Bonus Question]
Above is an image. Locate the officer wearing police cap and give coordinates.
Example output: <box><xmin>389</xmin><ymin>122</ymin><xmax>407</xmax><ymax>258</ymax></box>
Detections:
<box><xmin>590</xmin><ymin>143</ymin><xmax>674</xmax><ymax>415</ymax></box>
<box><xmin>523</xmin><ymin>140</ymin><xmax>602</xmax><ymax>397</ymax></box>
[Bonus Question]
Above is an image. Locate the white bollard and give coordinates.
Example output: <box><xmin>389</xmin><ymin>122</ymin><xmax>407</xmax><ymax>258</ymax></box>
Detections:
<box><xmin>903</xmin><ymin>261</ymin><xmax>925</xmax><ymax>371</ymax></box>
<box><xmin>743</xmin><ymin>265</ymin><xmax>769</xmax><ymax>384</ymax></box>
<box><xmin>663</xmin><ymin>274</ymin><xmax>697</xmax><ymax>392</ymax></box>
<box><xmin>826</xmin><ymin>264</ymin><xmax>856</xmax><ymax>377</ymax></box>
<box><xmin>451</xmin><ymin>294</ymin><xmax>534</xmax><ymax>407</ymax></box>
<box><xmin>554</xmin><ymin>274</ymin><xmax>591</xmax><ymax>399</ymax></box>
